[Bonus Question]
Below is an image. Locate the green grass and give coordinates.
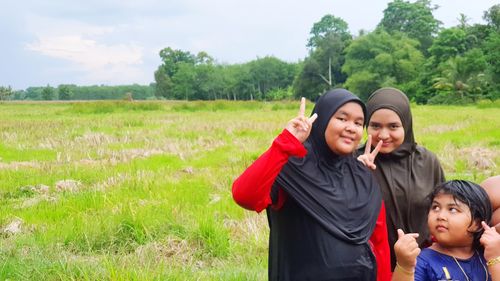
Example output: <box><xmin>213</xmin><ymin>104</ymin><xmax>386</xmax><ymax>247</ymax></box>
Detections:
<box><xmin>0</xmin><ymin>100</ymin><xmax>498</xmax><ymax>280</ymax></box>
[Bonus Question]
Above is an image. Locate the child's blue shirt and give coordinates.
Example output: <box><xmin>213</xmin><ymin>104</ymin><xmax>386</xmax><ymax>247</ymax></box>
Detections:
<box><xmin>415</xmin><ymin>248</ymin><xmax>491</xmax><ymax>281</ymax></box>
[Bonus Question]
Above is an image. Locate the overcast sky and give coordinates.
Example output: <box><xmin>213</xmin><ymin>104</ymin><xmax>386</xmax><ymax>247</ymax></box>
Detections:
<box><xmin>1</xmin><ymin>0</ymin><xmax>497</xmax><ymax>90</ymax></box>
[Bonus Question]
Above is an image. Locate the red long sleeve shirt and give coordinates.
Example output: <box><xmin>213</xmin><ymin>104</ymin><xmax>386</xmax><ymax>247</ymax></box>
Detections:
<box><xmin>232</xmin><ymin>129</ymin><xmax>391</xmax><ymax>280</ymax></box>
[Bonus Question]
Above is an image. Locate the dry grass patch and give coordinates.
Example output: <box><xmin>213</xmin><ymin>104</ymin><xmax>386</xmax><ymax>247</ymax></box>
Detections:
<box><xmin>56</xmin><ymin>179</ymin><xmax>83</xmax><ymax>192</ymax></box>
<box><xmin>18</xmin><ymin>195</ymin><xmax>57</xmax><ymax>209</ymax></box>
<box><xmin>2</xmin><ymin>217</ymin><xmax>24</xmax><ymax>236</ymax></box>
<box><xmin>0</xmin><ymin>161</ymin><xmax>41</xmax><ymax>170</ymax></box>
<box><xmin>421</xmin><ymin>121</ymin><xmax>470</xmax><ymax>134</ymax></box>
<box><xmin>225</xmin><ymin>214</ymin><xmax>268</xmax><ymax>244</ymax></box>
<box><xmin>133</xmin><ymin>237</ymin><xmax>201</xmax><ymax>268</ymax></box>
<box><xmin>438</xmin><ymin>143</ymin><xmax>498</xmax><ymax>174</ymax></box>
<box><xmin>92</xmin><ymin>173</ymin><xmax>131</xmax><ymax>191</ymax></box>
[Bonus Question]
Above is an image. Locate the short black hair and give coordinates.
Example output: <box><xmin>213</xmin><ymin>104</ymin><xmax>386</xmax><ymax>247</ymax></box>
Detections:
<box><xmin>428</xmin><ymin>180</ymin><xmax>492</xmax><ymax>249</ymax></box>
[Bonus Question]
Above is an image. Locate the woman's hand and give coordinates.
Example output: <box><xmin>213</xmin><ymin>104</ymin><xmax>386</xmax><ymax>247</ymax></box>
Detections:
<box><xmin>285</xmin><ymin>97</ymin><xmax>318</xmax><ymax>143</ymax></box>
<box><xmin>357</xmin><ymin>135</ymin><xmax>382</xmax><ymax>170</ymax></box>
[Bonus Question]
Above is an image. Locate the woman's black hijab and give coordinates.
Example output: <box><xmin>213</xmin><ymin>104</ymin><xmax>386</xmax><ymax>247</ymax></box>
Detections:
<box><xmin>274</xmin><ymin>89</ymin><xmax>381</xmax><ymax>244</ymax></box>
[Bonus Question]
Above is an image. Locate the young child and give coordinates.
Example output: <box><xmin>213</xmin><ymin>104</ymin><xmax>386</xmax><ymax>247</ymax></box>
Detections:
<box><xmin>392</xmin><ymin>180</ymin><xmax>500</xmax><ymax>281</ymax></box>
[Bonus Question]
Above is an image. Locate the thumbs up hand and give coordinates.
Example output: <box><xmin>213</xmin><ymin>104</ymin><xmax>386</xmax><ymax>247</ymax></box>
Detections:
<box><xmin>394</xmin><ymin>229</ymin><xmax>421</xmax><ymax>272</ymax></box>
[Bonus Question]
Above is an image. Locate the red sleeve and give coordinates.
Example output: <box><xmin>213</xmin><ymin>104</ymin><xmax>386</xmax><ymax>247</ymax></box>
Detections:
<box><xmin>369</xmin><ymin>202</ymin><xmax>392</xmax><ymax>281</ymax></box>
<box><xmin>232</xmin><ymin>129</ymin><xmax>307</xmax><ymax>213</ymax></box>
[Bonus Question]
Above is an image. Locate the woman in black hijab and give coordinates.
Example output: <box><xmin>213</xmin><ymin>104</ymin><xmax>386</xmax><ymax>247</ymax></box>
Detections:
<box><xmin>358</xmin><ymin>87</ymin><xmax>445</xmax><ymax>271</ymax></box>
<box><xmin>233</xmin><ymin>89</ymin><xmax>390</xmax><ymax>280</ymax></box>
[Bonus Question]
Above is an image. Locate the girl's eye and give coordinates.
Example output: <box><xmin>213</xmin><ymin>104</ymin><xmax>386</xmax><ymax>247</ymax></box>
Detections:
<box><xmin>369</xmin><ymin>124</ymin><xmax>380</xmax><ymax>129</ymax></box>
<box><xmin>337</xmin><ymin>117</ymin><xmax>346</xmax><ymax>122</ymax></box>
<box><xmin>431</xmin><ymin>205</ymin><xmax>440</xmax><ymax>211</ymax></box>
<box><xmin>355</xmin><ymin>122</ymin><xmax>363</xmax><ymax>127</ymax></box>
<box><xmin>449</xmin><ymin>208</ymin><xmax>458</xmax><ymax>213</ymax></box>
<box><xmin>391</xmin><ymin>125</ymin><xmax>400</xmax><ymax>129</ymax></box>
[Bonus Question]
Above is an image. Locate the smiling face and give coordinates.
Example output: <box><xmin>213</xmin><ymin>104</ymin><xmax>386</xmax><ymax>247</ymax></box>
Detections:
<box><xmin>428</xmin><ymin>192</ymin><xmax>478</xmax><ymax>248</ymax></box>
<box><xmin>367</xmin><ymin>108</ymin><xmax>405</xmax><ymax>154</ymax></box>
<box><xmin>324</xmin><ymin>102</ymin><xmax>364</xmax><ymax>155</ymax></box>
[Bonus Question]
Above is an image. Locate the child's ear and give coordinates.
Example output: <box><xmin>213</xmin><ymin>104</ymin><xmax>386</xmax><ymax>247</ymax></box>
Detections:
<box><xmin>468</xmin><ymin>219</ymin><xmax>482</xmax><ymax>232</ymax></box>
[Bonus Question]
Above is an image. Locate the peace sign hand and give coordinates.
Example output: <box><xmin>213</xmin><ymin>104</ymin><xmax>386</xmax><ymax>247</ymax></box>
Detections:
<box><xmin>285</xmin><ymin>97</ymin><xmax>318</xmax><ymax>143</ymax></box>
<box><xmin>357</xmin><ymin>135</ymin><xmax>382</xmax><ymax>170</ymax></box>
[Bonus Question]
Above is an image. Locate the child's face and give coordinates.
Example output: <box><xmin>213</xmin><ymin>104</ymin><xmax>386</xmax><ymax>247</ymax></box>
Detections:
<box><xmin>428</xmin><ymin>192</ymin><xmax>478</xmax><ymax>247</ymax></box>
<box><xmin>324</xmin><ymin>102</ymin><xmax>364</xmax><ymax>155</ymax></box>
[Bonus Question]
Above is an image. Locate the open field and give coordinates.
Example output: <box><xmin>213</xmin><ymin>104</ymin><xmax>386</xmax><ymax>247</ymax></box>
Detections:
<box><xmin>0</xmin><ymin>100</ymin><xmax>499</xmax><ymax>280</ymax></box>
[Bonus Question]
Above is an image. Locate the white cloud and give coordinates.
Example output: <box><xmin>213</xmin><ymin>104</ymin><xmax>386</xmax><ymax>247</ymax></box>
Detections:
<box><xmin>26</xmin><ymin>35</ymin><xmax>143</xmax><ymax>70</ymax></box>
<box><xmin>22</xmin><ymin>14</ymin><xmax>146</xmax><ymax>85</ymax></box>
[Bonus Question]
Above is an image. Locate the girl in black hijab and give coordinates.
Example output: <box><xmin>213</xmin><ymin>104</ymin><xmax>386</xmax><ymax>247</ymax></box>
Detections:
<box><xmin>358</xmin><ymin>87</ymin><xmax>445</xmax><ymax>271</ymax></box>
<box><xmin>233</xmin><ymin>89</ymin><xmax>390</xmax><ymax>280</ymax></box>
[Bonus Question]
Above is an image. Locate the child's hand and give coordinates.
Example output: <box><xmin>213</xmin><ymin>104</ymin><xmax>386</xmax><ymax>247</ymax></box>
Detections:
<box><xmin>394</xmin><ymin>229</ymin><xmax>421</xmax><ymax>271</ymax></box>
<box><xmin>285</xmin><ymin>97</ymin><xmax>318</xmax><ymax>143</ymax></box>
<box><xmin>480</xmin><ymin>221</ymin><xmax>500</xmax><ymax>261</ymax></box>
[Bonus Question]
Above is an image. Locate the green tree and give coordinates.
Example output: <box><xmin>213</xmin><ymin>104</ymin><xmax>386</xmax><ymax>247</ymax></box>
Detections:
<box><xmin>13</xmin><ymin>90</ymin><xmax>26</xmax><ymax>100</ymax></box>
<box><xmin>224</xmin><ymin>64</ymin><xmax>256</xmax><ymax>100</ymax></box>
<box><xmin>154</xmin><ymin>47</ymin><xmax>196</xmax><ymax>98</ymax></box>
<box><xmin>0</xmin><ymin>86</ymin><xmax>13</xmax><ymax>100</ymax></box>
<box><xmin>431</xmin><ymin>59</ymin><xmax>471</xmax><ymax>103</ymax></box>
<box><xmin>307</xmin><ymin>15</ymin><xmax>351</xmax><ymax>48</ymax></box>
<box><xmin>484</xmin><ymin>4</ymin><xmax>500</xmax><ymax>30</ymax></box>
<box><xmin>378</xmin><ymin>0</ymin><xmax>441</xmax><ymax>54</ymax></box>
<box><xmin>41</xmin><ymin>85</ymin><xmax>55</xmax><ymax>100</ymax></box>
<box><xmin>415</xmin><ymin>21</ymin><xmax>499</xmax><ymax>104</ymax></box>
<box><xmin>429</xmin><ymin>47</ymin><xmax>489</xmax><ymax>103</ymax></box>
<box><xmin>171</xmin><ymin>63</ymin><xmax>196</xmax><ymax>100</ymax></box>
<box><xmin>428</xmin><ymin>27</ymin><xmax>468</xmax><ymax>64</ymax></box>
<box><xmin>58</xmin><ymin>85</ymin><xmax>72</xmax><ymax>100</ymax></box>
<box><xmin>247</xmin><ymin>56</ymin><xmax>297</xmax><ymax>100</ymax></box>
<box><xmin>293</xmin><ymin>58</ymin><xmax>328</xmax><ymax>101</ymax></box>
<box><xmin>483</xmin><ymin>32</ymin><xmax>500</xmax><ymax>99</ymax></box>
<box><xmin>154</xmin><ymin>67</ymin><xmax>173</xmax><ymax>99</ymax></box>
<box><xmin>295</xmin><ymin>15</ymin><xmax>352</xmax><ymax>100</ymax></box>
<box><xmin>158</xmin><ymin>47</ymin><xmax>196</xmax><ymax>77</ymax></box>
<box><xmin>342</xmin><ymin>30</ymin><xmax>424</xmax><ymax>100</ymax></box>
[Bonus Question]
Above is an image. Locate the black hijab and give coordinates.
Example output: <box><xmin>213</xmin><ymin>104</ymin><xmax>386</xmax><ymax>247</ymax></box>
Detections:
<box><xmin>364</xmin><ymin>87</ymin><xmax>445</xmax><ymax>268</ymax></box>
<box><xmin>275</xmin><ymin>89</ymin><xmax>381</xmax><ymax>244</ymax></box>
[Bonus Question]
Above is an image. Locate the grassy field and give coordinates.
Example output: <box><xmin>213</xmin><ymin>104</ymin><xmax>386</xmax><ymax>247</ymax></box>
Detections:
<box><xmin>0</xmin><ymin>100</ymin><xmax>499</xmax><ymax>280</ymax></box>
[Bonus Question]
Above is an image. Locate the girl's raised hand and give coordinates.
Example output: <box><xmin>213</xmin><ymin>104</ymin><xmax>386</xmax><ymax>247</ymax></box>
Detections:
<box><xmin>480</xmin><ymin>221</ymin><xmax>500</xmax><ymax>261</ymax></box>
<box><xmin>285</xmin><ymin>97</ymin><xmax>318</xmax><ymax>143</ymax></box>
<box><xmin>357</xmin><ymin>135</ymin><xmax>382</xmax><ymax>170</ymax></box>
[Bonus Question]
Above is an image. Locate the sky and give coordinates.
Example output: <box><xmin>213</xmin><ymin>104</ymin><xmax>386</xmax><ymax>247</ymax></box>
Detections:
<box><xmin>1</xmin><ymin>0</ymin><xmax>498</xmax><ymax>90</ymax></box>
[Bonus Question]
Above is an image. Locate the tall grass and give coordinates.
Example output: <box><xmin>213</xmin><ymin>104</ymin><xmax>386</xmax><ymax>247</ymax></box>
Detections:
<box><xmin>0</xmin><ymin>100</ymin><xmax>498</xmax><ymax>280</ymax></box>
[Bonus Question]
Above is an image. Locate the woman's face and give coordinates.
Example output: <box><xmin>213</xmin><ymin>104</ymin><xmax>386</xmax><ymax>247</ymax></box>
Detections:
<box><xmin>324</xmin><ymin>102</ymin><xmax>364</xmax><ymax>155</ymax></box>
<box><xmin>367</xmin><ymin>108</ymin><xmax>405</xmax><ymax>154</ymax></box>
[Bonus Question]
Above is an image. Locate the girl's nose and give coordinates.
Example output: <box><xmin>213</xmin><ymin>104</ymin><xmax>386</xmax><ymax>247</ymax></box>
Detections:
<box><xmin>378</xmin><ymin>128</ymin><xmax>389</xmax><ymax>140</ymax></box>
<box><xmin>437</xmin><ymin>212</ymin><xmax>447</xmax><ymax>221</ymax></box>
<box><xmin>345</xmin><ymin>122</ymin><xmax>355</xmax><ymax>132</ymax></box>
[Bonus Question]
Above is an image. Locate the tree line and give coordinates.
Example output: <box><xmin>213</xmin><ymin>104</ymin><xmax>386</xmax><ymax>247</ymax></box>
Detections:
<box><xmin>153</xmin><ymin>1</ymin><xmax>500</xmax><ymax>104</ymax></box>
<box><xmin>2</xmin><ymin>0</ymin><xmax>499</xmax><ymax>104</ymax></box>
<box><xmin>1</xmin><ymin>84</ymin><xmax>155</xmax><ymax>101</ymax></box>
